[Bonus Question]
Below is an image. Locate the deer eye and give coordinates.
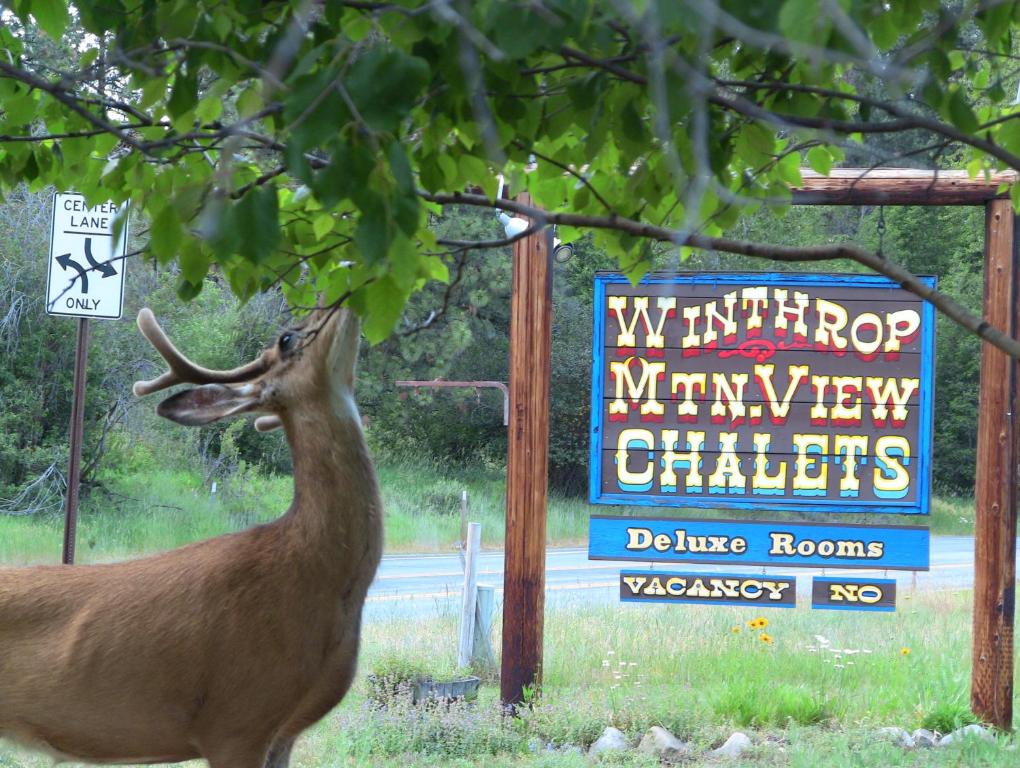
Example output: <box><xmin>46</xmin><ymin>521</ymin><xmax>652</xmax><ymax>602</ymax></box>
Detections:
<box><xmin>278</xmin><ymin>332</ymin><xmax>297</xmax><ymax>353</ymax></box>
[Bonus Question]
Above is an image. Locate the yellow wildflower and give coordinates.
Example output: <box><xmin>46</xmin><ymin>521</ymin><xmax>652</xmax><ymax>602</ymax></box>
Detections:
<box><xmin>730</xmin><ymin>626</ymin><xmax>741</xmax><ymax>633</ymax></box>
<box><xmin>759</xmin><ymin>632</ymin><xmax>774</xmax><ymax>644</ymax></box>
<box><xmin>748</xmin><ymin>617</ymin><xmax>769</xmax><ymax>630</ymax></box>
<box><xmin>900</xmin><ymin>647</ymin><xmax>911</xmax><ymax>656</ymax></box>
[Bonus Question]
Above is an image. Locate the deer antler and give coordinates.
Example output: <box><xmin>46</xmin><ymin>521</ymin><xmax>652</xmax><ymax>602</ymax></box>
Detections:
<box><xmin>132</xmin><ymin>308</ymin><xmax>270</xmax><ymax>396</ymax></box>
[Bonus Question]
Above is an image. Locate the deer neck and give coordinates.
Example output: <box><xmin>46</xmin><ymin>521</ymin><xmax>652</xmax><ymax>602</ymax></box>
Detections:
<box><xmin>282</xmin><ymin>390</ymin><xmax>382</xmax><ymax>587</ymax></box>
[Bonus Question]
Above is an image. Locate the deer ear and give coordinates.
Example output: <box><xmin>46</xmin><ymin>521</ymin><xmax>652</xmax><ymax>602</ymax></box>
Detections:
<box><xmin>156</xmin><ymin>384</ymin><xmax>260</xmax><ymax>426</ymax></box>
<box><xmin>327</xmin><ymin>310</ymin><xmax>361</xmax><ymax>390</ymax></box>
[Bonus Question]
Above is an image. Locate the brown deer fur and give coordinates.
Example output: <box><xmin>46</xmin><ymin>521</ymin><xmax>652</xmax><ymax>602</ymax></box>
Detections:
<box><xmin>0</xmin><ymin>307</ymin><xmax>383</xmax><ymax>767</ymax></box>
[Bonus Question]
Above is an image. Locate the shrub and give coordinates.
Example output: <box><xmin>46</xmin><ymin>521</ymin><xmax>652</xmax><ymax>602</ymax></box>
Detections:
<box><xmin>714</xmin><ymin>681</ymin><xmax>832</xmax><ymax>727</ymax></box>
<box><xmin>921</xmin><ymin>701</ymin><xmax>982</xmax><ymax>734</ymax></box>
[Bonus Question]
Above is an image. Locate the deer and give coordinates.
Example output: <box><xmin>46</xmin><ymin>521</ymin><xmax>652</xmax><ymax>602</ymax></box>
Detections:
<box><xmin>0</xmin><ymin>303</ymin><xmax>383</xmax><ymax>768</ymax></box>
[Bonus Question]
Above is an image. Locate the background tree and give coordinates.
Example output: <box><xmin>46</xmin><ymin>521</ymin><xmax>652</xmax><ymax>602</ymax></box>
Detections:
<box><xmin>0</xmin><ymin>0</ymin><xmax>1018</xmax><ymax>352</ymax></box>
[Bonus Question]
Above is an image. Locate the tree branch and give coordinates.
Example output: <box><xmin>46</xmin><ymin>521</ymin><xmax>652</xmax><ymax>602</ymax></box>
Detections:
<box><xmin>419</xmin><ymin>189</ymin><xmax>1020</xmax><ymax>359</ymax></box>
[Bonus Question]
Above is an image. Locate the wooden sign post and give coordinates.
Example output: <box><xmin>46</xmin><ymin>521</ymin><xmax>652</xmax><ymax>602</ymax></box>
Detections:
<box><xmin>502</xmin><ymin>191</ymin><xmax>553</xmax><ymax>708</ymax></box>
<box><xmin>794</xmin><ymin>173</ymin><xmax>1018</xmax><ymax>729</ymax></box>
<box><xmin>971</xmin><ymin>199</ymin><xmax>1018</xmax><ymax>729</ymax></box>
<box><xmin>498</xmin><ymin>170</ymin><xmax>1018</xmax><ymax>726</ymax></box>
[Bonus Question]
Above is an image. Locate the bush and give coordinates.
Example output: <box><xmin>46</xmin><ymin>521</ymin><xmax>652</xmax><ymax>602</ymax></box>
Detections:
<box><xmin>921</xmin><ymin>700</ymin><xmax>982</xmax><ymax>734</ymax></box>
<box><xmin>714</xmin><ymin>681</ymin><xmax>832</xmax><ymax>727</ymax></box>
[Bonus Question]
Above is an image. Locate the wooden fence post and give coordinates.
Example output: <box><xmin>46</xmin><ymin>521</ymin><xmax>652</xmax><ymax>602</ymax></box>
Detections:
<box><xmin>458</xmin><ymin>522</ymin><xmax>481</xmax><ymax>669</ymax></box>
<box><xmin>473</xmin><ymin>584</ymin><xmax>496</xmax><ymax>669</ymax></box>
<box><xmin>501</xmin><ymin>192</ymin><xmax>553</xmax><ymax>708</ymax></box>
<box><xmin>971</xmin><ymin>198</ymin><xmax>1019</xmax><ymax>730</ymax></box>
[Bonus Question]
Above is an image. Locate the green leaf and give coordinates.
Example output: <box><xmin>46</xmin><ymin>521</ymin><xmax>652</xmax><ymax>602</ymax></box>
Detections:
<box><xmin>489</xmin><ymin>6</ymin><xmax>550</xmax><ymax>59</ymax></box>
<box><xmin>869</xmin><ymin>9</ymin><xmax>899</xmax><ymax>49</ymax></box>
<box><xmin>743</xmin><ymin>122</ymin><xmax>776</xmax><ymax>156</ymax></box>
<box><xmin>458</xmin><ymin>154</ymin><xmax>490</xmax><ymax>190</ymax></box>
<box><xmin>362</xmin><ymin>275</ymin><xmax>405</xmax><ymax>343</ymax></box>
<box><xmin>3</xmin><ymin>92</ymin><xmax>36</xmax><ymax>125</ymax></box>
<box><xmin>776</xmin><ymin>152</ymin><xmax>802</xmax><ymax>186</ymax></box>
<box><xmin>312</xmin><ymin>212</ymin><xmax>334</xmax><ymax>241</ymax></box>
<box><xmin>947</xmin><ymin>89</ymin><xmax>978</xmax><ymax>134</ymax></box>
<box><xmin>779</xmin><ymin>0</ymin><xmax>830</xmax><ymax>45</ymax></box>
<box><xmin>573</xmin><ymin>184</ymin><xmax>590</xmax><ymax>210</ymax></box>
<box><xmin>30</xmin><ymin>0</ymin><xmax>69</xmax><ymax>40</ymax></box>
<box><xmin>168</xmin><ymin>73</ymin><xmax>198</xmax><ymax>119</ymax></box>
<box><xmin>806</xmin><ymin>146</ymin><xmax>832</xmax><ymax>176</ymax></box>
<box><xmin>421</xmin><ymin>255</ymin><xmax>449</xmax><ymax>282</ymax></box>
<box><xmin>234</xmin><ymin>186</ymin><xmax>280</xmax><ymax>263</ymax></box>
<box><xmin>387</xmin><ymin>142</ymin><xmax>414</xmax><ymax>194</ymax></box>
<box><xmin>177</xmin><ymin>277</ymin><xmax>204</xmax><ymax>301</ymax></box>
<box><xmin>997</xmin><ymin>117</ymin><xmax>1020</xmax><ymax>154</ymax></box>
<box><xmin>236</xmin><ymin>84</ymin><xmax>262</xmax><ymax>119</ymax></box>
<box><xmin>196</xmin><ymin>95</ymin><xmax>223</xmax><ymax>124</ymax></box>
<box><xmin>619</xmin><ymin>100</ymin><xmax>647</xmax><ymax>146</ymax></box>
<box><xmin>344</xmin><ymin>48</ymin><xmax>429</xmax><ymax>132</ymax></box>
<box><xmin>285</xmin><ymin>69</ymin><xmax>347</xmax><ymax>150</ymax></box>
<box><xmin>354</xmin><ymin>194</ymin><xmax>392</xmax><ymax>265</ymax></box>
<box><xmin>392</xmin><ymin>193</ymin><xmax>420</xmax><ymax>236</ymax></box>
<box><xmin>178</xmin><ymin>242</ymin><xmax>210</xmax><ymax>284</ymax></box>
<box><xmin>310</xmin><ymin>137</ymin><xmax>375</xmax><ymax>207</ymax></box>
<box><xmin>140</xmin><ymin>78</ymin><xmax>168</xmax><ymax>109</ymax></box>
<box><xmin>149</xmin><ymin>205</ymin><xmax>183</xmax><ymax>262</ymax></box>
<box><xmin>1011</xmin><ymin>179</ymin><xmax>1020</xmax><ymax>213</ymax></box>
<box><xmin>156</xmin><ymin>0</ymin><xmax>198</xmax><ymax>38</ymax></box>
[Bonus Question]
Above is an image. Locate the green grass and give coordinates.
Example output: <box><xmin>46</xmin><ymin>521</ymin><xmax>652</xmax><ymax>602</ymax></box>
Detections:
<box><xmin>0</xmin><ymin>458</ymin><xmax>1001</xmax><ymax>767</ymax></box>
<box><xmin>0</xmin><ymin>457</ymin><xmax>979</xmax><ymax>565</ymax></box>
<box><xmin>0</xmin><ymin>468</ymin><xmax>291</xmax><ymax>565</ymax></box>
<box><xmin>3</xmin><ymin>590</ymin><xmax>1013</xmax><ymax>767</ymax></box>
<box><xmin>320</xmin><ymin>590</ymin><xmax>1017</xmax><ymax>766</ymax></box>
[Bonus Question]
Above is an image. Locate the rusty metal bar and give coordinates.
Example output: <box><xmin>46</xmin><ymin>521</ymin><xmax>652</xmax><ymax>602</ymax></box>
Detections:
<box><xmin>396</xmin><ymin>380</ymin><xmax>510</xmax><ymax>426</ymax></box>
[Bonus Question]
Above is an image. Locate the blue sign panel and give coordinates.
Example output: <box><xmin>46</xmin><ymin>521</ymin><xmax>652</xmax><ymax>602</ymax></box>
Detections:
<box><xmin>589</xmin><ymin>272</ymin><xmax>936</xmax><ymax>514</ymax></box>
<box><xmin>589</xmin><ymin>516</ymin><xmax>930</xmax><ymax>571</ymax></box>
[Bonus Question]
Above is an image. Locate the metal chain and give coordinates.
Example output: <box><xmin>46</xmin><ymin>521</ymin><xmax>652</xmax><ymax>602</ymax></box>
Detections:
<box><xmin>876</xmin><ymin>205</ymin><xmax>887</xmax><ymax>258</ymax></box>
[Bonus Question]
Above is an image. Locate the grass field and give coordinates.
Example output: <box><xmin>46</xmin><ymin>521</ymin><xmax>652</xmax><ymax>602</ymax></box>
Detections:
<box><xmin>0</xmin><ymin>459</ymin><xmax>1010</xmax><ymax>766</ymax></box>
<box><xmin>1</xmin><ymin>591</ymin><xmax>1015</xmax><ymax>766</ymax></box>
<box><xmin>0</xmin><ymin>458</ymin><xmax>978</xmax><ymax>565</ymax></box>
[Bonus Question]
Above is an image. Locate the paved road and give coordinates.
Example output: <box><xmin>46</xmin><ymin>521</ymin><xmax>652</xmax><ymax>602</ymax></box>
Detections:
<box><xmin>364</xmin><ymin>535</ymin><xmax>998</xmax><ymax>622</ymax></box>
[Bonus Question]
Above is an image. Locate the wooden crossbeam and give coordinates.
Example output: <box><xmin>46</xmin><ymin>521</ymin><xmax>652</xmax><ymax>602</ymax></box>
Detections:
<box><xmin>792</xmin><ymin>169</ymin><xmax>1017</xmax><ymax>205</ymax></box>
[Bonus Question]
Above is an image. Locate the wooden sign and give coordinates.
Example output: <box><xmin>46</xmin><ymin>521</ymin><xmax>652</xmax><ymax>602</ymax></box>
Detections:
<box><xmin>811</xmin><ymin>576</ymin><xmax>897</xmax><ymax>612</ymax></box>
<box><xmin>589</xmin><ymin>273</ymin><xmax>936</xmax><ymax>514</ymax></box>
<box><xmin>589</xmin><ymin>515</ymin><xmax>929</xmax><ymax>570</ymax></box>
<box><xmin>620</xmin><ymin>570</ymin><xmax>796</xmax><ymax>608</ymax></box>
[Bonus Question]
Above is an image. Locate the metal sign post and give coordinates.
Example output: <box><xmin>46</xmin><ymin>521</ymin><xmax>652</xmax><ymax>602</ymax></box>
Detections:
<box><xmin>46</xmin><ymin>192</ymin><xmax>129</xmax><ymax>564</ymax></box>
<box><xmin>62</xmin><ymin>318</ymin><xmax>90</xmax><ymax>564</ymax></box>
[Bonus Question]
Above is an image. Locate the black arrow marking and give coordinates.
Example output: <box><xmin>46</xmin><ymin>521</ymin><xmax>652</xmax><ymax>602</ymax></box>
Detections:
<box><xmin>57</xmin><ymin>253</ymin><xmax>89</xmax><ymax>294</ymax></box>
<box><xmin>83</xmin><ymin>237</ymin><xmax>116</xmax><ymax>277</ymax></box>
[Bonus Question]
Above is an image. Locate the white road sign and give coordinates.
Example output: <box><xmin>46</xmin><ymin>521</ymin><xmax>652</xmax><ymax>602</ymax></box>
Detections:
<box><xmin>46</xmin><ymin>192</ymin><xmax>129</xmax><ymax>319</ymax></box>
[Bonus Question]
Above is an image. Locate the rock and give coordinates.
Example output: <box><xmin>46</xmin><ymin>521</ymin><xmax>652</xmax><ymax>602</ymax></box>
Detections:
<box><xmin>637</xmin><ymin>726</ymin><xmax>692</xmax><ymax>761</ymax></box>
<box><xmin>589</xmin><ymin>726</ymin><xmax>630</xmax><ymax>756</ymax></box>
<box><xmin>876</xmin><ymin>726</ymin><xmax>914</xmax><ymax>749</ymax></box>
<box><xmin>912</xmin><ymin>729</ymin><xmax>938</xmax><ymax>748</ymax></box>
<box><xmin>939</xmin><ymin>724</ymin><xmax>995</xmax><ymax>747</ymax></box>
<box><xmin>527</xmin><ymin>738</ymin><xmax>542</xmax><ymax>753</ymax></box>
<box><xmin>543</xmin><ymin>742</ymin><xmax>582</xmax><ymax>755</ymax></box>
<box><xmin>711</xmin><ymin>732</ymin><xmax>752</xmax><ymax>758</ymax></box>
